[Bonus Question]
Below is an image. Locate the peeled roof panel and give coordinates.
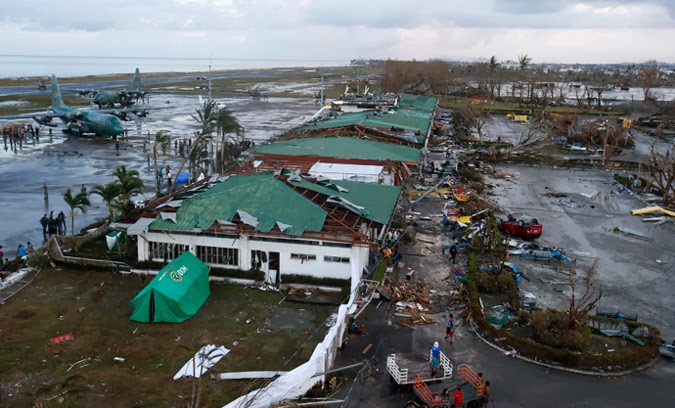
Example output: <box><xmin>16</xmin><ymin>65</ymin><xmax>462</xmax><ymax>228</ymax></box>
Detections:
<box><xmin>289</xmin><ymin>178</ymin><xmax>401</xmax><ymax>225</ymax></box>
<box><xmin>149</xmin><ymin>173</ymin><xmax>327</xmax><ymax>237</ymax></box>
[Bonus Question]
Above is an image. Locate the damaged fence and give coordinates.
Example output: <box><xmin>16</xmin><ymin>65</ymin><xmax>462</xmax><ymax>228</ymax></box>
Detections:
<box><xmin>223</xmin><ymin>263</ymin><xmax>363</xmax><ymax>408</ymax></box>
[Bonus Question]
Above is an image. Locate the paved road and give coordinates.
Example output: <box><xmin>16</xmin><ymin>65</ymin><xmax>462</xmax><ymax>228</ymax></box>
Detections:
<box><xmin>339</xmin><ymin>288</ymin><xmax>675</xmax><ymax>408</ymax></box>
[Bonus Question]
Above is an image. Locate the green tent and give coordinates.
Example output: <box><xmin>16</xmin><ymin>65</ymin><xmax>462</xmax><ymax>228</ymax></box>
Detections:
<box><xmin>130</xmin><ymin>251</ymin><xmax>210</xmax><ymax>323</ymax></box>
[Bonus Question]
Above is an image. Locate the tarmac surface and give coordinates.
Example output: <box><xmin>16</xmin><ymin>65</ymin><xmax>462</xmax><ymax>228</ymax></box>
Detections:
<box><xmin>0</xmin><ymin>94</ymin><xmax>317</xmax><ymax>258</ymax></box>
<box><xmin>0</xmin><ymin>68</ymin><xmax>310</xmax><ymax>97</ymax></box>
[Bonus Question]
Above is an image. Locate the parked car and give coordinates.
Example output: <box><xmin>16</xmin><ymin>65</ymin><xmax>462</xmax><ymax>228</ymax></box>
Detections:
<box><xmin>498</xmin><ymin>216</ymin><xmax>542</xmax><ymax>240</ymax></box>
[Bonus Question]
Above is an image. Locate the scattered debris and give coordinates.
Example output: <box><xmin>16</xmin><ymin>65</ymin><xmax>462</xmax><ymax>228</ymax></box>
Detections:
<box><xmin>50</xmin><ymin>333</ymin><xmax>75</xmax><ymax>346</ymax></box>
<box><xmin>542</xmin><ymin>191</ymin><xmax>567</xmax><ymax>198</ymax></box>
<box><xmin>212</xmin><ymin>371</ymin><xmax>287</xmax><ymax>380</ymax></box>
<box><xmin>113</xmin><ymin>357</ymin><xmax>125</xmax><ymax>363</ymax></box>
<box><xmin>173</xmin><ymin>344</ymin><xmax>230</xmax><ymax>380</ymax></box>
<box><xmin>362</xmin><ymin>344</ymin><xmax>373</xmax><ymax>354</ymax></box>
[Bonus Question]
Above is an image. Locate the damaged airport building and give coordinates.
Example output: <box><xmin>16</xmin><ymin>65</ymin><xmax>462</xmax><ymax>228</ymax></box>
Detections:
<box><xmin>117</xmin><ymin>93</ymin><xmax>438</xmax><ymax>286</ymax></box>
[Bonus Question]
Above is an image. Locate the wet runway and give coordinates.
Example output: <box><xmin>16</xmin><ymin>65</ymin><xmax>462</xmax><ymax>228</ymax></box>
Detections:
<box><xmin>0</xmin><ymin>94</ymin><xmax>318</xmax><ymax>257</ymax></box>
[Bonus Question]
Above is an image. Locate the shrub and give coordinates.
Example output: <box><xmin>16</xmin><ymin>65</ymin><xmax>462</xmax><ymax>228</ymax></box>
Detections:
<box><xmin>531</xmin><ymin>309</ymin><xmax>592</xmax><ymax>351</ymax></box>
<box><xmin>467</xmin><ymin>253</ymin><xmax>660</xmax><ymax>371</ymax></box>
<box><xmin>458</xmin><ymin>166</ymin><xmax>481</xmax><ymax>182</ymax></box>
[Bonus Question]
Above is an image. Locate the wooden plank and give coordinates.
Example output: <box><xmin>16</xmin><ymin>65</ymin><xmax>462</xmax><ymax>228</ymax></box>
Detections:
<box><xmin>362</xmin><ymin>344</ymin><xmax>373</xmax><ymax>354</ymax></box>
<box><xmin>213</xmin><ymin>371</ymin><xmax>288</xmax><ymax>380</ymax></box>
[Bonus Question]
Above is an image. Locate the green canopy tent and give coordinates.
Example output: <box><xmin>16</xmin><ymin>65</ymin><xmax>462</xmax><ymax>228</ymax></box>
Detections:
<box><xmin>130</xmin><ymin>251</ymin><xmax>210</xmax><ymax>323</ymax></box>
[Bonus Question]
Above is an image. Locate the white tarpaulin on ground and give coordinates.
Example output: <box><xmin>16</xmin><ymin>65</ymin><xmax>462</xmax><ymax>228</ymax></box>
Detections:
<box><xmin>174</xmin><ymin>344</ymin><xmax>230</xmax><ymax>380</ymax></box>
<box><xmin>222</xmin><ymin>260</ymin><xmax>360</xmax><ymax>408</ymax></box>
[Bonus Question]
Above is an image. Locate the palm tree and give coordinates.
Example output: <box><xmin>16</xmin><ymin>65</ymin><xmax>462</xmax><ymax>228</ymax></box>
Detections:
<box><xmin>91</xmin><ymin>182</ymin><xmax>122</xmax><ymax>222</ymax></box>
<box><xmin>113</xmin><ymin>165</ymin><xmax>144</xmax><ymax>211</ymax></box>
<box><xmin>152</xmin><ymin>130</ymin><xmax>172</xmax><ymax>195</ymax></box>
<box><xmin>172</xmin><ymin>100</ymin><xmax>219</xmax><ymax>192</ymax></box>
<box><xmin>518</xmin><ymin>54</ymin><xmax>532</xmax><ymax>71</ymax></box>
<box><xmin>488</xmin><ymin>56</ymin><xmax>499</xmax><ymax>73</ymax></box>
<box><xmin>216</xmin><ymin>107</ymin><xmax>242</xmax><ymax>172</ymax></box>
<box><xmin>63</xmin><ymin>188</ymin><xmax>91</xmax><ymax>236</ymax></box>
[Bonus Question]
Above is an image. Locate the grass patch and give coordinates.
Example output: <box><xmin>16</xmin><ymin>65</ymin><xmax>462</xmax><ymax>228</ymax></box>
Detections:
<box><xmin>0</xmin><ymin>267</ymin><xmax>334</xmax><ymax>407</ymax></box>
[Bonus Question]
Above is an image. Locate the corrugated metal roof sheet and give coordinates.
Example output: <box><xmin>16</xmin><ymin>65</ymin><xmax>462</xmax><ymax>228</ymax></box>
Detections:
<box><xmin>398</xmin><ymin>94</ymin><xmax>438</xmax><ymax>112</ymax></box>
<box><xmin>288</xmin><ymin>178</ymin><xmax>401</xmax><ymax>225</ymax></box>
<box><xmin>149</xmin><ymin>173</ymin><xmax>401</xmax><ymax>236</ymax></box>
<box><xmin>150</xmin><ymin>173</ymin><xmax>327</xmax><ymax>236</ymax></box>
<box><xmin>309</xmin><ymin>162</ymin><xmax>384</xmax><ymax>176</ymax></box>
<box><xmin>291</xmin><ymin>110</ymin><xmax>432</xmax><ymax>143</ymax></box>
<box><xmin>252</xmin><ymin>137</ymin><xmax>421</xmax><ymax>163</ymax></box>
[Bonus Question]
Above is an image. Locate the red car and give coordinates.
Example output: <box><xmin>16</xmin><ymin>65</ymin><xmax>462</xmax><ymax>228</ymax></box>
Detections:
<box><xmin>498</xmin><ymin>217</ymin><xmax>542</xmax><ymax>240</ymax></box>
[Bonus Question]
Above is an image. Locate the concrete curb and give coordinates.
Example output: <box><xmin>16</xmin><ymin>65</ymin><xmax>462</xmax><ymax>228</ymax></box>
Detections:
<box><xmin>469</xmin><ymin>319</ymin><xmax>660</xmax><ymax>377</ymax></box>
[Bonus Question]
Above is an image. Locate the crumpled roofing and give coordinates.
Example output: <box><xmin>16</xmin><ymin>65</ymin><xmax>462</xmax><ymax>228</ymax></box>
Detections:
<box><xmin>288</xmin><ymin>177</ymin><xmax>401</xmax><ymax>225</ymax></box>
<box><xmin>289</xmin><ymin>110</ymin><xmax>432</xmax><ymax>143</ymax></box>
<box><xmin>150</xmin><ymin>173</ymin><xmax>327</xmax><ymax>236</ymax></box>
<box><xmin>398</xmin><ymin>93</ymin><xmax>438</xmax><ymax>113</ymax></box>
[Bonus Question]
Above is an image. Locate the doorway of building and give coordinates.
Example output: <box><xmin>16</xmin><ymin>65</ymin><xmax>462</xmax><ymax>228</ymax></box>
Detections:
<box><xmin>269</xmin><ymin>252</ymin><xmax>280</xmax><ymax>287</ymax></box>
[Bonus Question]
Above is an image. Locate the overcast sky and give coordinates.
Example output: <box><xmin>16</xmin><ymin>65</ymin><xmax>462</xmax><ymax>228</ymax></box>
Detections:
<box><xmin>1</xmin><ymin>0</ymin><xmax>673</xmax><ymax>64</ymax></box>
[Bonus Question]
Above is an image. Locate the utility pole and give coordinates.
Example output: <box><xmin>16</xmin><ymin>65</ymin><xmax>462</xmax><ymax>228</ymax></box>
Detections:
<box><xmin>321</xmin><ymin>73</ymin><xmax>325</xmax><ymax>105</ymax></box>
<box><xmin>208</xmin><ymin>60</ymin><xmax>212</xmax><ymax>102</ymax></box>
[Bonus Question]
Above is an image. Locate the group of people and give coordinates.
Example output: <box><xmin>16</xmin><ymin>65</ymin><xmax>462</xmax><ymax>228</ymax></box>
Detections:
<box><xmin>430</xmin><ymin>336</ymin><xmax>493</xmax><ymax>408</ymax></box>
<box><xmin>40</xmin><ymin>211</ymin><xmax>67</xmax><ymax>237</ymax></box>
<box><xmin>175</xmin><ymin>137</ymin><xmax>192</xmax><ymax>157</ymax></box>
<box><xmin>373</xmin><ymin>229</ymin><xmax>403</xmax><ymax>268</ymax></box>
<box><xmin>2</xmin><ymin>123</ymin><xmax>51</xmax><ymax>152</ymax></box>
<box><xmin>0</xmin><ymin>242</ymin><xmax>34</xmax><ymax>273</ymax></box>
<box><xmin>157</xmin><ymin>164</ymin><xmax>173</xmax><ymax>187</ymax></box>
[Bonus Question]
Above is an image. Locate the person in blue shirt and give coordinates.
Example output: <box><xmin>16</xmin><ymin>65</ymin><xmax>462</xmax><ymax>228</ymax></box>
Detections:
<box><xmin>431</xmin><ymin>341</ymin><xmax>441</xmax><ymax>359</ymax></box>
<box><xmin>17</xmin><ymin>244</ymin><xmax>26</xmax><ymax>258</ymax></box>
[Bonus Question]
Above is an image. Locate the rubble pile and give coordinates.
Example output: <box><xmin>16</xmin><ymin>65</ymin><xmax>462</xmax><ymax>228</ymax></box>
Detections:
<box><xmin>379</xmin><ymin>277</ymin><xmax>444</xmax><ymax>327</ymax></box>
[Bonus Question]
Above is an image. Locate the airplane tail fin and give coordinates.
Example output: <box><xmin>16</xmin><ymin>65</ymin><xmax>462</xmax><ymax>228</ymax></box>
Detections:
<box><xmin>50</xmin><ymin>75</ymin><xmax>66</xmax><ymax>110</ymax></box>
<box><xmin>132</xmin><ymin>68</ymin><xmax>141</xmax><ymax>91</ymax></box>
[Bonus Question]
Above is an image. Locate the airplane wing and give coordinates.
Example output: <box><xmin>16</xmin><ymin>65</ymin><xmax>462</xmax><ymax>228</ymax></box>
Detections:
<box><xmin>0</xmin><ymin>109</ymin><xmax>83</xmax><ymax>127</ymax></box>
<box><xmin>95</xmin><ymin>104</ymin><xmax>173</xmax><ymax>120</ymax></box>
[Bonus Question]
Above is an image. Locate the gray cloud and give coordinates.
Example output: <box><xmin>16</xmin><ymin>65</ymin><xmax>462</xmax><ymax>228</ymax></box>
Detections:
<box><xmin>0</xmin><ymin>0</ymin><xmax>673</xmax><ymax>63</ymax></box>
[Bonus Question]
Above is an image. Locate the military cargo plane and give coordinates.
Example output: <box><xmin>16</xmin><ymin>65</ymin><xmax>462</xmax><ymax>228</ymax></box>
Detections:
<box><xmin>79</xmin><ymin>68</ymin><xmax>149</xmax><ymax>108</ymax></box>
<box><xmin>1</xmin><ymin>75</ymin><xmax>162</xmax><ymax>137</ymax></box>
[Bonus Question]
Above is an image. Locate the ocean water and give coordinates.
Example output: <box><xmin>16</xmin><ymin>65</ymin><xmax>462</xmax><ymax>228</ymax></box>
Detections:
<box><xmin>0</xmin><ymin>55</ymin><xmax>347</xmax><ymax>78</ymax></box>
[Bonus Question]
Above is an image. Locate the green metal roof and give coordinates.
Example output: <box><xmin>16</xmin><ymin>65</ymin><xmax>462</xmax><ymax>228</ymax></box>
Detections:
<box><xmin>398</xmin><ymin>94</ymin><xmax>438</xmax><ymax>113</ymax></box>
<box><xmin>288</xmin><ymin>178</ymin><xmax>401</xmax><ymax>225</ymax></box>
<box><xmin>150</xmin><ymin>173</ymin><xmax>327</xmax><ymax>236</ymax></box>
<box><xmin>291</xmin><ymin>110</ymin><xmax>432</xmax><ymax>143</ymax></box>
<box><xmin>252</xmin><ymin>137</ymin><xmax>421</xmax><ymax>163</ymax></box>
<box><xmin>150</xmin><ymin>173</ymin><xmax>400</xmax><ymax>235</ymax></box>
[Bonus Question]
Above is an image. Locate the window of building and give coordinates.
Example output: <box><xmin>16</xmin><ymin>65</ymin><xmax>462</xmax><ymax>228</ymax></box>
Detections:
<box><xmin>196</xmin><ymin>246</ymin><xmax>239</xmax><ymax>266</ymax></box>
<box><xmin>290</xmin><ymin>253</ymin><xmax>317</xmax><ymax>261</ymax></box>
<box><xmin>149</xmin><ymin>242</ymin><xmax>189</xmax><ymax>262</ymax></box>
<box><xmin>324</xmin><ymin>256</ymin><xmax>350</xmax><ymax>263</ymax></box>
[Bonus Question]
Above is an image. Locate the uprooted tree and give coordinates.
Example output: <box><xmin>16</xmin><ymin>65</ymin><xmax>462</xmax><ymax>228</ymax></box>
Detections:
<box><xmin>453</xmin><ymin>104</ymin><xmax>488</xmax><ymax>141</ymax></box>
<box><xmin>647</xmin><ymin>145</ymin><xmax>675</xmax><ymax>205</ymax></box>
<box><xmin>532</xmin><ymin>261</ymin><xmax>602</xmax><ymax>351</ymax></box>
<box><xmin>567</xmin><ymin>260</ymin><xmax>603</xmax><ymax>331</ymax></box>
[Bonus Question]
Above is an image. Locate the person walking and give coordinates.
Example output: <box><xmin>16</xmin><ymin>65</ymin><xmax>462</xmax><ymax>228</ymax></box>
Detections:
<box><xmin>481</xmin><ymin>381</ymin><xmax>492</xmax><ymax>408</ymax></box>
<box><xmin>43</xmin><ymin>182</ymin><xmax>48</xmax><ymax>201</ymax></box>
<box><xmin>445</xmin><ymin>314</ymin><xmax>455</xmax><ymax>344</ymax></box>
<box><xmin>449</xmin><ymin>244</ymin><xmax>458</xmax><ymax>264</ymax></box>
<box><xmin>40</xmin><ymin>213</ymin><xmax>49</xmax><ymax>234</ymax></box>
<box><xmin>451</xmin><ymin>385</ymin><xmax>464</xmax><ymax>408</ymax></box>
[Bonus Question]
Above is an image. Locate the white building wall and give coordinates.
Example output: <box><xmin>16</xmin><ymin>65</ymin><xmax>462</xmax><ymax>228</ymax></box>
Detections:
<box><xmin>137</xmin><ymin>231</ymin><xmax>370</xmax><ymax>282</ymax></box>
